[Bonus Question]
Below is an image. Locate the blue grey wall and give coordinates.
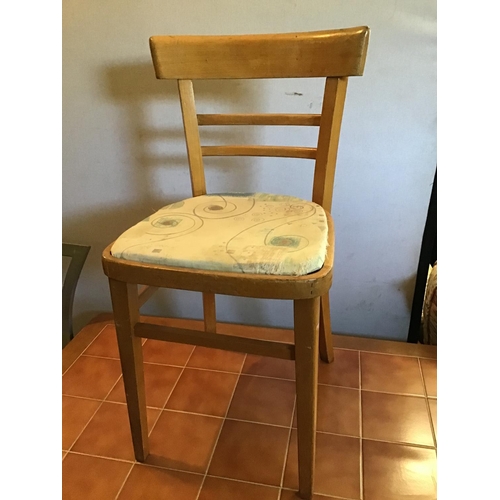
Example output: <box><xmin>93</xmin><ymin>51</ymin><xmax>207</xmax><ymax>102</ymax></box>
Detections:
<box><xmin>63</xmin><ymin>0</ymin><xmax>436</xmax><ymax>340</ymax></box>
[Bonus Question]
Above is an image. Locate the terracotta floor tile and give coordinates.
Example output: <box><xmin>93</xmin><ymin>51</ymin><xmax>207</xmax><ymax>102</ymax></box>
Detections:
<box><xmin>208</xmin><ymin>419</ymin><xmax>289</xmax><ymax>486</ymax></box>
<box><xmin>199</xmin><ymin>476</ymin><xmax>279</xmax><ymax>500</ymax></box>
<box><xmin>117</xmin><ymin>464</ymin><xmax>203</xmax><ymax>500</ymax></box>
<box><xmin>62</xmin><ymin>396</ymin><xmax>101</xmax><ymax>449</ymax></box>
<box><xmin>106</xmin><ymin>364</ymin><xmax>182</xmax><ymax>409</ymax></box>
<box><xmin>283</xmin><ymin>430</ymin><xmax>360</xmax><ymax>499</ymax></box>
<box><xmin>62</xmin><ymin>356</ymin><xmax>122</xmax><ymax>399</ymax></box>
<box><xmin>362</xmin><ymin>391</ymin><xmax>434</xmax><ymax>447</ymax></box>
<box><xmin>83</xmin><ymin>325</ymin><xmax>119</xmax><ymax>358</ymax></box>
<box><xmin>147</xmin><ymin>410</ymin><xmax>222</xmax><ymax>474</ymax></box>
<box><xmin>420</xmin><ymin>358</ymin><xmax>437</xmax><ymax>398</ymax></box>
<box><xmin>317</xmin><ymin>385</ymin><xmax>359</xmax><ymax>437</ymax></box>
<box><xmin>166</xmin><ymin>368</ymin><xmax>238</xmax><ymax>417</ymax></box>
<box><xmin>62</xmin><ymin>453</ymin><xmax>132</xmax><ymax>500</ymax></box>
<box><xmin>318</xmin><ymin>349</ymin><xmax>360</xmax><ymax>389</ymax></box>
<box><xmin>242</xmin><ymin>354</ymin><xmax>295</xmax><ymax>380</ymax></box>
<box><xmin>363</xmin><ymin>440</ymin><xmax>437</xmax><ymax>500</ymax></box>
<box><xmin>428</xmin><ymin>399</ymin><xmax>437</xmax><ymax>441</ymax></box>
<box><xmin>71</xmin><ymin>402</ymin><xmax>159</xmax><ymax>460</ymax></box>
<box><xmin>280</xmin><ymin>489</ymin><xmax>344</xmax><ymax>499</ymax></box>
<box><xmin>361</xmin><ymin>352</ymin><xmax>424</xmax><ymax>395</ymax></box>
<box><xmin>187</xmin><ymin>346</ymin><xmax>246</xmax><ymax>373</ymax></box>
<box><xmin>293</xmin><ymin>385</ymin><xmax>359</xmax><ymax>437</ymax></box>
<box><xmin>227</xmin><ymin>375</ymin><xmax>296</xmax><ymax>426</ymax></box>
<box><xmin>142</xmin><ymin>339</ymin><xmax>194</xmax><ymax>366</ymax></box>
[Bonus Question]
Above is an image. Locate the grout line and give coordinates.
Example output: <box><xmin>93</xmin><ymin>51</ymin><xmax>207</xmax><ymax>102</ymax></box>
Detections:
<box><xmin>417</xmin><ymin>358</ymin><xmax>431</xmax><ymax>398</ymax></box>
<box><xmin>172</xmin><ymin>363</ymin><xmax>246</xmax><ymax>376</ymax></box>
<box><xmin>205</xmin><ymin>473</ymin><xmax>281</xmax><ymax>491</ymax></box>
<box><xmin>160</xmin><ymin>408</ymin><xmax>225</xmax><ymax>420</ymax></box>
<box><xmin>62</xmin><ymin>394</ymin><xmax>104</xmax><ymax>403</ymax></box>
<box><xmin>358</xmin><ymin>351</ymin><xmax>364</xmax><ymax>500</ymax></box>
<box><xmin>82</xmin><ymin>354</ymin><xmax>250</xmax><ymax>373</ymax></box>
<box><xmin>149</xmin><ymin>407</ymin><xmax>291</xmax><ymax>429</ymax></box>
<box><xmin>62</xmin><ymin>324</ymin><xmax>109</xmax><ymax>376</ymax></box>
<box><xmin>114</xmin><ymin>463</ymin><xmax>135</xmax><ymax>500</ymax></box>
<box><xmin>66</xmin><ymin>450</ymin><xmax>135</xmax><ymax>464</ymax></box>
<box><xmin>81</xmin><ymin>354</ymin><xmax>121</xmax><ymax>361</ymax></box>
<box><xmin>83</xmin><ymin>353</ymin><xmax>187</xmax><ymax>370</ymax></box>
<box><xmin>88</xmin><ymin>403</ymin><xmax>293</xmax><ymax>428</ymax></box>
<box><xmin>353</xmin><ymin>434</ymin><xmax>436</xmax><ymax>450</ymax></box>
<box><xmin>238</xmin><ymin>371</ymin><xmax>294</xmax><ymax>381</ymax></box>
<box><xmin>66</xmin><ymin>374</ymin><xmax>124</xmax><ymax>452</ymax></box>
<box><xmin>87</xmin><ymin>355</ymin><xmax>293</xmax><ymax>380</ymax></box>
<box><xmin>359</xmin><ymin>387</ymin><xmax>426</xmax><ymax>398</ymax></box>
<box><xmin>279</xmin><ymin>396</ymin><xmax>296</xmax><ymax>489</ymax></box>
<box><xmin>346</xmin><ymin>347</ymin><xmax>436</xmax><ymax>360</ymax></box>
<box><xmin>132</xmin><ymin>462</ymin><xmax>204</xmax><ymax>476</ymax></box>
<box><xmin>318</xmin><ymin>383</ymin><xmax>359</xmax><ymax>392</ymax></box>
<box><xmin>81</xmin><ymin>324</ymin><xmax>114</xmax><ymax>356</ymax></box>
<box><xmin>418</xmin><ymin>357</ymin><xmax>430</xmax><ymax>395</ymax></box>
<box><xmin>105</xmin><ymin>374</ymin><xmax>123</xmax><ymax>403</ymax></box>
<box><xmin>194</xmin><ymin>353</ymin><xmax>247</xmax><ymax>500</ymax></box>
<box><xmin>225</xmin><ymin>416</ymin><xmax>290</xmax><ymax>429</ymax></box>
<box><xmin>418</xmin><ymin>358</ymin><xmax>437</xmax><ymax>449</ymax></box>
<box><xmin>315</xmin><ymin>429</ymin><xmax>360</xmax><ymax>439</ymax></box>
<box><xmin>62</xmin><ymin>393</ymin><xmax>167</xmax><ymax>413</ymax></box>
<box><xmin>147</xmin><ymin>345</ymin><xmax>196</xmax><ymax>437</ymax></box>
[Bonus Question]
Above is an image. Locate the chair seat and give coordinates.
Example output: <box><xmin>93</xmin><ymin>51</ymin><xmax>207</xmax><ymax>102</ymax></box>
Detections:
<box><xmin>111</xmin><ymin>193</ymin><xmax>329</xmax><ymax>276</ymax></box>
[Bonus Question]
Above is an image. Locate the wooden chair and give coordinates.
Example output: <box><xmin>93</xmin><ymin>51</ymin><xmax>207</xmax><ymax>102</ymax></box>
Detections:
<box><xmin>102</xmin><ymin>27</ymin><xmax>369</xmax><ymax>499</ymax></box>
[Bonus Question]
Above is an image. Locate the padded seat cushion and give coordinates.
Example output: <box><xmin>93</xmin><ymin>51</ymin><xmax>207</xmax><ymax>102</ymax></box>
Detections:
<box><xmin>111</xmin><ymin>193</ymin><xmax>329</xmax><ymax>276</ymax></box>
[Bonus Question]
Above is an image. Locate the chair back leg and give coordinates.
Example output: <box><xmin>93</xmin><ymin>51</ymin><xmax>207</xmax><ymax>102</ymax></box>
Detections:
<box><xmin>319</xmin><ymin>292</ymin><xmax>335</xmax><ymax>363</ymax></box>
<box><xmin>203</xmin><ymin>292</ymin><xmax>217</xmax><ymax>333</ymax></box>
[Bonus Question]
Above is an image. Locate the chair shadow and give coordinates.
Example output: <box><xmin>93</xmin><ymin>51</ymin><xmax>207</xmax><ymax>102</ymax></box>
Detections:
<box><xmin>65</xmin><ymin>62</ymin><xmax>271</xmax><ymax>333</ymax></box>
<box><xmin>102</xmin><ymin>63</ymin><xmax>263</xmax><ymax>200</ymax></box>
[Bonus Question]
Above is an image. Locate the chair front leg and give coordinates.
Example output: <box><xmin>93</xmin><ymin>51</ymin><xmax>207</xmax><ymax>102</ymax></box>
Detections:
<box><xmin>294</xmin><ymin>297</ymin><xmax>320</xmax><ymax>500</ymax></box>
<box><xmin>108</xmin><ymin>278</ymin><xmax>149</xmax><ymax>461</ymax></box>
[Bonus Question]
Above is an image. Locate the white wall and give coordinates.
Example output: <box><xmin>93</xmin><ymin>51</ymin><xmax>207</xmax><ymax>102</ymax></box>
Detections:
<box><xmin>63</xmin><ymin>0</ymin><xmax>436</xmax><ymax>340</ymax></box>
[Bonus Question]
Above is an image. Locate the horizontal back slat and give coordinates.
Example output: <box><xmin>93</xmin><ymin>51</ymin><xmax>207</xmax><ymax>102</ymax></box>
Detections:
<box><xmin>197</xmin><ymin>114</ymin><xmax>321</xmax><ymax>126</ymax></box>
<box><xmin>201</xmin><ymin>145</ymin><xmax>316</xmax><ymax>159</ymax></box>
<box><xmin>150</xmin><ymin>27</ymin><xmax>369</xmax><ymax>79</ymax></box>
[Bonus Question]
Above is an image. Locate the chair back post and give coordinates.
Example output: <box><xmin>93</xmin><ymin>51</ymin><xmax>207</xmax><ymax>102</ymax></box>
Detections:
<box><xmin>312</xmin><ymin>77</ymin><xmax>348</xmax><ymax>211</ymax></box>
<box><xmin>177</xmin><ymin>79</ymin><xmax>206</xmax><ymax>197</ymax></box>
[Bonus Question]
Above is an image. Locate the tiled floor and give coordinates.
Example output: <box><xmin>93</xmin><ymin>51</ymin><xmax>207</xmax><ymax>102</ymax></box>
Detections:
<box><xmin>62</xmin><ymin>314</ymin><xmax>437</xmax><ymax>500</ymax></box>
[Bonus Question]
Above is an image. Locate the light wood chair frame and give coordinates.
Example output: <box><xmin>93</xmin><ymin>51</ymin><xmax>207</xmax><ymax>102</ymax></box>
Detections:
<box><xmin>102</xmin><ymin>27</ymin><xmax>369</xmax><ymax>499</ymax></box>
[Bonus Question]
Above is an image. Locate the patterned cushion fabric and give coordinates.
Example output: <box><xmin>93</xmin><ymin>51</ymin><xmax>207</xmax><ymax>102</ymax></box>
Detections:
<box><xmin>111</xmin><ymin>193</ymin><xmax>329</xmax><ymax>276</ymax></box>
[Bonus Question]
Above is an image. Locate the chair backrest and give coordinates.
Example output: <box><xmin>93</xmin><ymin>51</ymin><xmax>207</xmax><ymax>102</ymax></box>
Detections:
<box><xmin>149</xmin><ymin>27</ymin><xmax>369</xmax><ymax>211</ymax></box>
